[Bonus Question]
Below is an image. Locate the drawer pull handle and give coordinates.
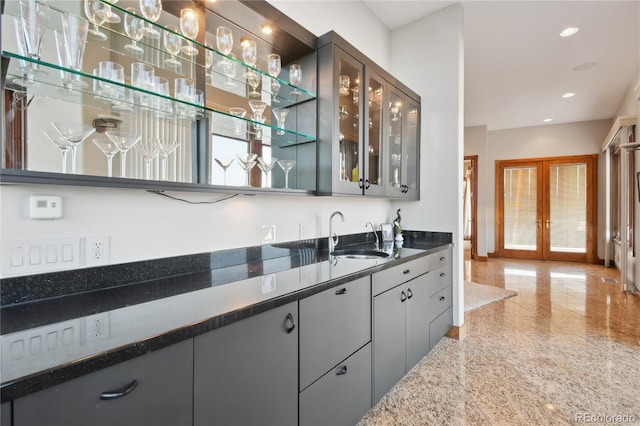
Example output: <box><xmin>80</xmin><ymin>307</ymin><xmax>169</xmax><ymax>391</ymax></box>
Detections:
<box><xmin>336</xmin><ymin>365</ymin><xmax>348</xmax><ymax>376</ymax></box>
<box><xmin>440</xmin><ymin>272</ymin><xmax>445</xmax><ymax>277</ymax></box>
<box><xmin>439</xmin><ymin>256</ymin><xmax>445</xmax><ymax>261</ymax></box>
<box><xmin>100</xmin><ymin>379</ymin><xmax>138</xmax><ymax>400</ymax></box>
<box><xmin>407</xmin><ymin>288</ymin><xmax>413</xmax><ymax>299</ymax></box>
<box><xmin>403</xmin><ymin>269</ymin><xmax>411</xmax><ymax>275</ymax></box>
<box><xmin>400</xmin><ymin>291</ymin><xmax>407</xmax><ymax>302</ymax></box>
<box><xmin>440</xmin><ymin>296</ymin><xmax>446</xmax><ymax>301</ymax></box>
<box><xmin>335</xmin><ymin>288</ymin><xmax>347</xmax><ymax>295</ymax></box>
<box><xmin>285</xmin><ymin>313</ymin><xmax>296</xmax><ymax>334</ymax></box>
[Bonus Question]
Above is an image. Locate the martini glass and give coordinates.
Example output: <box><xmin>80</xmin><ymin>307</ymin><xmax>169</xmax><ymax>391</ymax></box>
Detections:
<box><xmin>236</xmin><ymin>153</ymin><xmax>257</xmax><ymax>186</ymax></box>
<box><xmin>51</xmin><ymin>122</ymin><xmax>95</xmax><ymax>174</ymax></box>
<box><xmin>105</xmin><ymin>131</ymin><xmax>141</xmax><ymax>178</ymax></box>
<box><xmin>92</xmin><ymin>137</ymin><xmax>119</xmax><ymax>177</ymax></box>
<box><xmin>246</xmin><ymin>70</ymin><xmax>261</xmax><ymax>98</ymax></box>
<box><xmin>272</xmin><ymin>107</ymin><xmax>289</xmax><ymax>135</ymax></box>
<box><xmin>156</xmin><ymin>139</ymin><xmax>180</xmax><ymax>180</ymax></box>
<box><xmin>277</xmin><ymin>159</ymin><xmax>295</xmax><ymax>189</ymax></box>
<box><xmin>229</xmin><ymin>107</ymin><xmax>246</xmax><ymax>136</ymax></box>
<box><xmin>257</xmin><ymin>157</ymin><xmax>278</xmax><ymax>187</ymax></box>
<box><xmin>43</xmin><ymin>130</ymin><xmax>73</xmax><ymax>173</ymax></box>
<box><xmin>214</xmin><ymin>157</ymin><xmax>234</xmax><ymax>185</ymax></box>
<box><xmin>137</xmin><ymin>139</ymin><xmax>159</xmax><ymax>179</ymax></box>
<box><xmin>248</xmin><ymin>100</ymin><xmax>266</xmax><ymax>128</ymax></box>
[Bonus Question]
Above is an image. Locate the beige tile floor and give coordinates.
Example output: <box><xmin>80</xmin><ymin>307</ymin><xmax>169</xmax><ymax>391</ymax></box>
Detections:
<box><xmin>359</xmin><ymin>258</ymin><xmax>640</xmax><ymax>425</ymax></box>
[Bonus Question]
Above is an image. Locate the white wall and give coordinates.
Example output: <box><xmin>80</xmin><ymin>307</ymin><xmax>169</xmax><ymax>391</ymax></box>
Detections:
<box><xmin>464</xmin><ymin>125</ymin><xmax>488</xmax><ymax>257</ymax></box>
<box><xmin>482</xmin><ymin>119</ymin><xmax>611</xmax><ymax>258</ymax></box>
<box><xmin>387</xmin><ymin>4</ymin><xmax>465</xmax><ymax>327</ymax></box>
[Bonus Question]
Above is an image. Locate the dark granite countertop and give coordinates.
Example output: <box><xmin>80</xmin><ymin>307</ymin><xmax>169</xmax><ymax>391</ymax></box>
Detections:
<box><xmin>0</xmin><ymin>231</ymin><xmax>452</xmax><ymax>402</ymax></box>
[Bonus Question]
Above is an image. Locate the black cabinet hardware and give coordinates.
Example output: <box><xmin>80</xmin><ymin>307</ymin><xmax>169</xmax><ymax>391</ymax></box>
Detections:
<box><xmin>407</xmin><ymin>289</ymin><xmax>413</xmax><ymax>299</ymax></box>
<box><xmin>100</xmin><ymin>379</ymin><xmax>138</xmax><ymax>400</ymax></box>
<box><xmin>335</xmin><ymin>365</ymin><xmax>348</xmax><ymax>376</ymax></box>
<box><xmin>335</xmin><ymin>288</ymin><xmax>347</xmax><ymax>295</ymax></box>
<box><xmin>400</xmin><ymin>291</ymin><xmax>407</xmax><ymax>302</ymax></box>
<box><xmin>285</xmin><ymin>313</ymin><xmax>296</xmax><ymax>333</ymax></box>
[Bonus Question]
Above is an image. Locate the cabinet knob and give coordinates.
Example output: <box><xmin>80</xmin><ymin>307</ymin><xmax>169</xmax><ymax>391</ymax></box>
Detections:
<box><xmin>403</xmin><ymin>269</ymin><xmax>411</xmax><ymax>275</ymax></box>
<box><xmin>335</xmin><ymin>288</ymin><xmax>347</xmax><ymax>295</ymax></box>
<box><xmin>407</xmin><ymin>288</ymin><xmax>413</xmax><ymax>299</ymax></box>
<box><xmin>335</xmin><ymin>365</ymin><xmax>348</xmax><ymax>376</ymax></box>
<box><xmin>400</xmin><ymin>291</ymin><xmax>407</xmax><ymax>302</ymax></box>
<box><xmin>100</xmin><ymin>379</ymin><xmax>138</xmax><ymax>400</ymax></box>
<box><xmin>440</xmin><ymin>272</ymin><xmax>445</xmax><ymax>277</ymax></box>
<box><xmin>439</xmin><ymin>256</ymin><xmax>445</xmax><ymax>261</ymax></box>
<box><xmin>440</xmin><ymin>296</ymin><xmax>446</xmax><ymax>301</ymax></box>
<box><xmin>284</xmin><ymin>313</ymin><xmax>296</xmax><ymax>334</ymax></box>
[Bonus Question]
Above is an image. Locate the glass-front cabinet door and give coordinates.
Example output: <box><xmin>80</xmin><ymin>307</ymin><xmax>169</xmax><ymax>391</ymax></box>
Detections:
<box><xmin>363</xmin><ymin>70</ymin><xmax>385</xmax><ymax>196</ymax></box>
<box><xmin>403</xmin><ymin>96</ymin><xmax>420</xmax><ymax>199</ymax></box>
<box><xmin>386</xmin><ymin>87</ymin><xmax>404</xmax><ymax>196</ymax></box>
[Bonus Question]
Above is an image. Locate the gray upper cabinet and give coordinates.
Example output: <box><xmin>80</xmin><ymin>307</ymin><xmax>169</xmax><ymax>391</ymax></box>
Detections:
<box><xmin>193</xmin><ymin>302</ymin><xmax>298</xmax><ymax>426</ymax></box>
<box><xmin>13</xmin><ymin>339</ymin><xmax>194</xmax><ymax>426</ymax></box>
<box><xmin>317</xmin><ymin>31</ymin><xmax>421</xmax><ymax>199</ymax></box>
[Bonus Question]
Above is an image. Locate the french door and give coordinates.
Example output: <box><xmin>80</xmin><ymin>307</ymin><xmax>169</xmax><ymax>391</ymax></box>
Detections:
<box><xmin>496</xmin><ymin>155</ymin><xmax>597</xmax><ymax>262</ymax></box>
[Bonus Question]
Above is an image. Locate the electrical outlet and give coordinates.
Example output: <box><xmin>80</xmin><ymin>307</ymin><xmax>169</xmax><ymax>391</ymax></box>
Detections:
<box><xmin>262</xmin><ymin>225</ymin><xmax>276</xmax><ymax>244</ymax></box>
<box><xmin>84</xmin><ymin>236</ymin><xmax>109</xmax><ymax>267</ymax></box>
<box><xmin>82</xmin><ymin>313</ymin><xmax>110</xmax><ymax>343</ymax></box>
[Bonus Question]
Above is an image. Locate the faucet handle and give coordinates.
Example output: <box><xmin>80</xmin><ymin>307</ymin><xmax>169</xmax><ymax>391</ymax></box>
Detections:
<box><xmin>332</xmin><ymin>232</ymin><xmax>339</xmax><ymax>246</ymax></box>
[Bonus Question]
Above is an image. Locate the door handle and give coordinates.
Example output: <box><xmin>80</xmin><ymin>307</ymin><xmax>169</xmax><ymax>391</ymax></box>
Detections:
<box><xmin>545</xmin><ymin>219</ymin><xmax>553</xmax><ymax>229</ymax></box>
<box><xmin>100</xmin><ymin>380</ymin><xmax>138</xmax><ymax>400</ymax></box>
<box><xmin>284</xmin><ymin>313</ymin><xmax>296</xmax><ymax>333</ymax></box>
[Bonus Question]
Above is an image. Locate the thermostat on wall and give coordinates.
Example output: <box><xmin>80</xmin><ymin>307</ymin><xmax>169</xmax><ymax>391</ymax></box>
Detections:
<box><xmin>29</xmin><ymin>195</ymin><xmax>62</xmax><ymax>219</ymax></box>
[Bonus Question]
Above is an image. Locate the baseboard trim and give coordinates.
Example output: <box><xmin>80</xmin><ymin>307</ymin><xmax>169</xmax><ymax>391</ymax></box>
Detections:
<box><xmin>487</xmin><ymin>252</ymin><xmax>496</xmax><ymax>258</ymax></box>
<box><xmin>475</xmin><ymin>256</ymin><xmax>488</xmax><ymax>262</ymax></box>
<box><xmin>446</xmin><ymin>324</ymin><xmax>467</xmax><ymax>340</ymax></box>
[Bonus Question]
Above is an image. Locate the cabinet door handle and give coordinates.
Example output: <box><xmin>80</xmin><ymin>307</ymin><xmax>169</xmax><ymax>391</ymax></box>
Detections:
<box><xmin>100</xmin><ymin>379</ymin><xmax>138</xmax><ymax>400</ymax></box>
<box><xmin>403</xmin><ymin>269</ymin><xmax>411</xmax><ymax>275</ymax></box>
<box><xmin>407</xmin><ymin>288</ymin><xmax>413</xmax><ymax>299</ymax></box>
<box><xmin>439</xmin><ymin>256</ymin><xmax>445</xmax><ymax>261</ymax></box>
<box><xmin>440</xmin><ymin>296</ymin><xmax>446</xmax><ymax>301</ymax></box>
<box><xmin>285</xmin><ymin>313</ymin><xmax>296</xmax><ymax>334</ymax></box>
<box><xmin>400</xmin><ymin>291</ymin><xmax>407</xmax><ymax>302</ymax></box>
<box><xmin>358</xmin><ymin>178</ymin><xmax>364</xmax><ymax>189</ymax></box>
<box><xmin>440</xmin><ymin>272</ymin><xmax>445</xmax><ymax>277</ymax></box>
<box><xmin>365</xmin><ymin>179</ymin><xmax>371</xmax><ymax>189</ymax></box>
<box><xmin>335</xmin><ymin>365</ymin><xmax>348</xmax><ymax>376</ymax></box>
<box><xmin>335</xmin><ymin>288</ymin><xmax>347</xmax><ymax>295</ymax></box>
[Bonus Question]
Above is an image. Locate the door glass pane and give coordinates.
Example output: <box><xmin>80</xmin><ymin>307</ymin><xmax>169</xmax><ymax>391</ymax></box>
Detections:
<box><xmin>504</xmin><ymin>166</ymin><xmax>537</xmax><ymax>250</ymax></box>
<box><xmin>405</xmin><ymin>100</ymin><xmax>419</xmax><ymax>191</ymax></box>
<box><xmin>549</xmin><ymin>163</ymin><xmax>587</xmax><ymax>253</ymax></box>
<box><xmin>367</xmin><ymin>76</ymin><xmax>383</xmax><ymax>188</ymax></box>
<box><xmin>388</xmin><ymin>90</ymin><xmax>403</xmax><ymax>189</ymax></box>
<box><xmin>337</xmin><ymin>56</ymin><xmax>361</xmax><ymax>183</ymax></box>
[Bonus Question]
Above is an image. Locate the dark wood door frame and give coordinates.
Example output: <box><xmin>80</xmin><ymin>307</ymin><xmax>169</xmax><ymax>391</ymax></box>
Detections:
<box><xmin>464</xmin><ymin>155</ymin><xmax>478</xmax><ymax>260</ymax></box>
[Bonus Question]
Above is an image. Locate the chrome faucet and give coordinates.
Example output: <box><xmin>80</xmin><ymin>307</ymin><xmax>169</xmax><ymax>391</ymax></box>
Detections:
<box><xmin>366</xmin><ymin>222</ymin><xmax>379</xmax><ymax>249</ymax></box>
<box><xmin>329</xmin><ymin>211</ymin><xmax>344</xmax><ymax>252</ymax></box>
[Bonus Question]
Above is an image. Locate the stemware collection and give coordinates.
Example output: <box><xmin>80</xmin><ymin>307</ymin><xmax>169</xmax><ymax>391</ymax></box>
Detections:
<box><xmin>12</xmin><ymin>0</ymin><xmax>305</xmax><ymax>187</ymax></box>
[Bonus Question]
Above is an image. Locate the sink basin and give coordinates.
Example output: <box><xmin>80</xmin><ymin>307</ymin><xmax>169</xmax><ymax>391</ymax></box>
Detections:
<box><xmin>330</xmin><ymin>249</ymin><xmax>390</xmax><ymax>259</ymax></box>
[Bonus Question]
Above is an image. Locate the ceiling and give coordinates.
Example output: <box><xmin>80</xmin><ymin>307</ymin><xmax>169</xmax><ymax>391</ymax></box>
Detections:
<box><xmin>363</xmin><ymin>1</ymin><xmax>640</xmax><ymax>131</ymax></box>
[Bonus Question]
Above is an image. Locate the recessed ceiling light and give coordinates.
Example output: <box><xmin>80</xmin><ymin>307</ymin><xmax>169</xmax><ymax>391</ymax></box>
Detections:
<box><xmin>562</xmin><ymin>92</ymin><xmax>575</xmax><ymax>98</ymax></box>
<box><xmin>560</xmin><ymin>27</ymin><xmax>580</xmax><ymax>37</ymax></box>
<box><xmin>543</xmin><ymin>118</ymin><xmax>553</xmax><ymax>123</ymax></box>
<box><xmin>261</xmin><ymin>24</ymin><xmax>273</xmax><ymax>35</ymax></box>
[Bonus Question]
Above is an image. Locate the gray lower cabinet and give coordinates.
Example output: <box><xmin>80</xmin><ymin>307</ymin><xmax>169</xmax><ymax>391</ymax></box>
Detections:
<box><xmin>1</xmin><ymin>402</ymin><xmax>10</xmax><ymax>426</ymax></box>
<box><xmin>193</xmin><ymin>302</ymin><xmax>298</xmax><ymax>426</ymax></box>
<box><xmin>405</xmin><ymin>273</ymin><xmax>431</xmax><ymax>369</ymax></box>
<box><xmin>12</xmin><ymin>339</ymin><xmax>194</xmax><ymax>426</ymax></box>
<box><xmin>299</xmin><ymin>344</ymin><xmax>372</xmax><ymax>426</ymax></box>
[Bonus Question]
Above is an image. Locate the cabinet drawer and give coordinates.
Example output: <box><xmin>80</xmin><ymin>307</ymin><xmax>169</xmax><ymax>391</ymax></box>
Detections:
<box><xmin>429</xmin><ymin>307</ymin><xmax>453</xmax><ymax>350</ymax></box>
<box><xmin>426</xmin><ymin>265</ymin><xmax>452</xmax><ymax>296</ymax></box>
<box><xmin>299</xmin><ymin>343</ymin><xmax>372</xmax><ymax>426</ymax></box>
<box><xmin>14</xmin><ymin>339</ymin><xmax>193</xmax><ymax>426</ymax></box>
<box><xmin>427</xmin><ymin>248</ymin><xmax>451</xmax><ymax>271</ymax></box>
<box><xmin>372</xmin><ymin>257</ymin><xmax>429</xmax><ymax>295</ymax></box>
<box><xmin>429</xmin><ymin>284</ymin><xmax>452</xmax><ymax>320</ymax></box>
<box><xmin>300</xmin><ymin>276</ymin><xmax>371</xmax><ymax>390</ymax></box>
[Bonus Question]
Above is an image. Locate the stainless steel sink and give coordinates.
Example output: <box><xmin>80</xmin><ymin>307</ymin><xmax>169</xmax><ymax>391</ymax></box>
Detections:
<box><xmin>330</xmin><ymin>249</ymin><xmax>390</xmax><ymax>259</ymax></box>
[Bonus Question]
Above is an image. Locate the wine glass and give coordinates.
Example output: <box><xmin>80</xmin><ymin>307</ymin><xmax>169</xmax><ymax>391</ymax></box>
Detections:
<box><xmin>277</xmin><ymin>160</ymin><xmax>295</xmax><ymax>189</ymax></box>
<box><xmin>163</xmin><ymin>25</ymin><xmax>182</xmax><ymax>68</ymax></box>
<box><xmin>289</xmin><ymin>64</ymin><xmax>302</xmax><ymax>95</ymax></box>
<box><xmin>179</xmin><ymin>8</ymin><xmax>199</xmax><ymax>56</ymax></box>
<box><xmin>246</xmin><ymin>70</ymin><xmax>261</xmax><ymax>97</ymax></box>
<box><xmin>43</xmin><ymin>130</ymin><xmax>73</xmax><ymax>174</ymax></box>
<box><xmin>205</xmin><ymin>41</ymin><xmax>214</xmax><ymax>82</ymax></box>
<box><xmin>214</xmin><ymin>157</ymin><xmax>234</xmax><ymax>185</ymax></box>
<box><xmin>137</xmin><ymin>139</ymin><xmax>159</xmax><ymax>179</ymax></box>
<box><xmin>51</xmin><ymin>122</ymin><xmax>96</xmax><ymax>175</ymax></box>
<box><xmin>216</xmin><ymin>26</ymin><xmax>233</xmax><ymax>65</ymax></box>
<box><xmin>270</xmin><ymin>80</ymin><xmax>281</xmax><ymax>104</ymax></box>
<box><xmin>229</xmin><ymin>107</ymin><xmax>246</xmax><ymax>136</ymax></box>
<box><xmin>139</xmin><ymin>0</ymin><xmax>162</xmax><ymax>39</ymax></box>
<box><xmin>223</xmin><ymin>54</ymin><xmax>238</xmax><ymax>87</ymax></box>
<box><xmin>257</xmin><ymin>157</ymin><xmax>278</xmax><ymax>187</ymax></box>
<box><xmin>102</xmin><ymin>0</ymin><xmax>121</xmax><ymax>24</ymax></box>
<box><xmin>242</xmin><ymin>39</ymin><xmax>257</xmax><ymax>67</ymax></box>
<box><xmin>156</xmin><ymin>139</ymin><xmax>180</xmax><ymax>180</ymax></box>
<box><xmin>84</xmin><ymin>0</ymin><xmax>107</xmax><ymax>41</ymax></box>
<box><xmin>267</xmin><ymin>54</ymin><xmax>281</xmax><ymax>78</ymax></box>
<box><xmin>236</xmin><ymin>153</ymin><xmax>257</xmax><ymax>186</ymax></box>
<box><xmin>272</xmin><ymin>108</ymin><xmax>289</xmax><ymax>135</ymax></box>
<box><xmin>92</xmin><ymin>137</ymin><xmax>119</xmax><ymax>177</ymax></box>
<box><xmin>105</xmin><ymin>131</ymin><xmax>141</xmax><ymax>178</ymax></box>
<box><xmin>124</xmin><ymin>8</ymin><xmax>145</xmax><ymax>54</ymax></box>
<box><xmin>61</xmin><ymin>13</ymin><xmax>89</xmax><ymax>88</ymax></box>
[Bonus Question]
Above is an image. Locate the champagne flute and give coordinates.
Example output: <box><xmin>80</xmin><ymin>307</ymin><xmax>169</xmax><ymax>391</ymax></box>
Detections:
<box><xmin>139</xmin><ymin>0</ymin><xmax>162</xmax><ymax>39</ymax></box>
<box><xmin>242</xmin><ymin>39</ymin><xmax>257</xmax><ymax>67</ymax></box>
<box><xmin>51</xmin><ymin>122</ymin><xmax>96</xmax><ymax>175</ymax></box>
<box><xmin>92</xmin><ymin>137</ymin><xmax>119</xmax><ymax>177</ymax></box>
<box><xmin>53</xmin><ymin>29</ymin><xmax>74</xmax><ymax>91</ymax></box>
<box><xmin>105</xmin><ymin>131</ymin><xmax>141</xmax><ymax>178</ymax></box>
<box><xmin>270</xmin><ymin>80</ymin><xmax>281</xmax><ymax>104</ymax></box>
<box><xmin>223</xmin><ymin>54</ymin><xmax>238</xmax><ymax>87</ymax></box>
<box><xmin>179</xmin><ymin>8</ymin><xmax>199</xmax><ymax>56</ymax></box>
<box><xmin>277</xmin><ymin>159</ymin><xmax>296</xmax><ymax>189</ymax></box>
<box><xmin>205</xmin><ymin>41</ymin><xmax>214</xmax><ymax>82</ymax></box>
<box><xmin>163</xmin><ymin>25</ymin><xmax>182</xmax><ymax>68</ymax></box>
<box><xmin>43</xmin><ymin>130</ymin><xmax>73</xmax><ymax>174</ymax></box>
<box><xmin>214</xmin><ymin>157</ymin><xmax>234</xmax><ymax>185</ymax></box>
<box><xmin>124</xmin><ymin>7</ymin><xmax>145</xmax><ymax>54</ymax></box>
<box><xmin>289</xmin><ymin>64</ymin><xmax>302</xmax><ymax>95</ymax></box>
<box><xmin>61</xmin><ymin>13</ymin><xmax>89</xmax><ymax>88</ymax></box>
<box><xmin>216</xmin><ymin>26</ymin><xmax>233</xmax><ymax>66</ymax></box>
<box><xmin>84</xmin><ymin>0</ymin><xmax>107</xmax><ymax>41</ymax></box>
<box><xmin>17</xmin><ymin>0</ymin><xmax>49</xmax><ymax>81</ymax></box>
